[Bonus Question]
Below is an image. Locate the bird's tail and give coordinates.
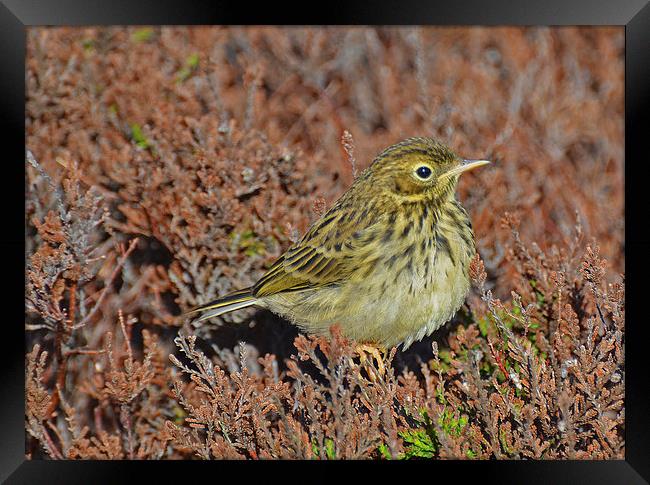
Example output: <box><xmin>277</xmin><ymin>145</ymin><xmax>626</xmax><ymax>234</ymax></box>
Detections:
<box><xmin>184</xmin><ymin>287</ymin><xmax>257</xmax><ymax>323</ymax></box>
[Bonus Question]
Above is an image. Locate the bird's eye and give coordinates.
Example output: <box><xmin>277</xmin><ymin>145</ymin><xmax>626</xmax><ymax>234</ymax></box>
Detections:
<box><xmin>415</xmin><ymin>165</ymin><xmax>432</xmax><ymax>180</ymax></box>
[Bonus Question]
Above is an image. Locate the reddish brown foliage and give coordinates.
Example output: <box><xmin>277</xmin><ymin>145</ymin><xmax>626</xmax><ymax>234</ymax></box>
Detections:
<box><xmin>25</xmin><ymin>26</ymin><xmax>623</xmax><ymax>459</ymax></box>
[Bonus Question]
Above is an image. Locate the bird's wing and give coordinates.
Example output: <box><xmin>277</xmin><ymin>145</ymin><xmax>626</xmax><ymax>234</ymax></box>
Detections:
<box><xmin>252</xmin><ymin>207</ymin><xmax>382</xmax><ymax>297</ymax></box>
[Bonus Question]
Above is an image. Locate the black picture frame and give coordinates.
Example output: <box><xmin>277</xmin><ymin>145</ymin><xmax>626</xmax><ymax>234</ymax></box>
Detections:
<box><xmin>4</xmin><ymin>0</ymin><xmax>649</xmax><ymax>483</ymax></box>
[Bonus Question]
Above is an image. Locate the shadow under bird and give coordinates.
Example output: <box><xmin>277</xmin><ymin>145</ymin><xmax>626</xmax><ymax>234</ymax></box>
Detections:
<box><xmin>186</xmin><ymin>137</ymin><xmax>490</xmax><ymax>353</ymax></box>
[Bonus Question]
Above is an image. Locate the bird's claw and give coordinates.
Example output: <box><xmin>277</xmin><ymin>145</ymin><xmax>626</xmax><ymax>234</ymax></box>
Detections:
<box><xmin>354</xmin><ymin>343</ymin><xmax>386</xmax><ymax>382</ymax></box>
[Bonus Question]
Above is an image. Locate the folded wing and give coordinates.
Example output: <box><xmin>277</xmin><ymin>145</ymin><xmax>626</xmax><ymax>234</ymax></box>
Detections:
<box><xmin>253</xmin><ymin>208</ymin><xmax>380</xmax><ymax>297</ymax></box>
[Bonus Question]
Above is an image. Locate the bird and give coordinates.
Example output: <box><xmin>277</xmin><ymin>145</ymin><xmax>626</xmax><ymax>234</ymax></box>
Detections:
<box><xmin>185</xmin><ymin>137</ymin><xmax>489</xmax><ymax>368</ymax></box>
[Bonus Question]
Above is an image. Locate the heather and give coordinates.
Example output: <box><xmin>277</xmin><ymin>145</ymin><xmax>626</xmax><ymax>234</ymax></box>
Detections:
<box><xmin>25</xmin><ymin>26</ymin><xmax>624</xmax><ymax>459</ymax></box>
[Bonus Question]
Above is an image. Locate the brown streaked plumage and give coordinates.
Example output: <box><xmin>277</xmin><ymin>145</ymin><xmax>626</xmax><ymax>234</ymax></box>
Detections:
<box><xmin>186</xmin><ymin>137</ymin><xmax>489</xmax><ymax>350</ymax></box>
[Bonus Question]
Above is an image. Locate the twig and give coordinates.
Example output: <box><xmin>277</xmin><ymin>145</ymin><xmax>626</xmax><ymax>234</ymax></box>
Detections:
<box><xmin>487</xmin><ymin>337</ymin><xmax>509</xmax><ymax>378</ymax></box>
<box><xmin>118</xmin><ymin>309</ymin><xmax>133</xmax><ymax>362</ymax></box>
<box><xmin>120</xmin><ymin>404</ymin><xmax>135</xmax><ymax>459</ymax></box>
<box><xmin>63</xmin><ymin>347</ymin><xmax>107</xmax><ymax>357</ymax></box>
<box><xmin>204</xmin><ymin>66</ymin><xmax>228</xmax><ymax>128</ymax></box>
<box><xmin>66</xmin><ymin>282</ymin><xmax>77</xmax><ymax>333</ymax></box>
<box><xmin>26</xmin><ymin>323</ymin><xmax>54</xmax><ymax>331</ymax></box>
<box><xmin>94</xmin><ymin>406</ymin><xmax>104</xmax><ymax>435</ymax></box>
<box><xmin>244</xmin><ymin>65</ymin><xmax>261</xmax><ymax>131</ymax></box>
<box><xmin>74</xmin><ymin>238</ymin><xmax>139</xmax><ymax>329</ymax></box>
<box><xmin>46</xmin><ymin>319</ymin><xmax>68</xmax><ymax>417</ymax></box>
<box><xmin>46</xmin><ymin>420</ymin><xmax>66</xmax><ymax>455</ymax></box>
<box><xmin>41</xmin><ymin>425</ymin><xmax>64</xmax><ymax>460</ymax></box>
<box><xmin>341</xmin><ymin>130</ymin><xmax>358</xmax><ymax>179</ymax></box>
<box><xmin>26</xmin><ymin>150</ymin><xmax>68</xmax><ymax>227</ymax></box>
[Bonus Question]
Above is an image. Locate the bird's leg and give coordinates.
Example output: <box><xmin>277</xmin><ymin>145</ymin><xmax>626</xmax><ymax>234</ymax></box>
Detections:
<box><xmin>355</xmin><ymin>342</ymin><xmax>387</xmax><ymax>380</ymax></box>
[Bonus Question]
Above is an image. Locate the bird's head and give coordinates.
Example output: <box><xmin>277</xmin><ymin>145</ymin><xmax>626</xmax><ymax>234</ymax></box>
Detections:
<box><xmin>365</xmin><ymin>137</ymin><xmax>490</xmax><ymax>203</ymax></box>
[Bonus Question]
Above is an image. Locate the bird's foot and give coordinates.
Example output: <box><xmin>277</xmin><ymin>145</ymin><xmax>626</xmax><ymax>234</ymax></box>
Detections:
<box><xmin>354</xmin><ymin>343</ymin><xmax>386</xmax><ymax>382</ymax></box>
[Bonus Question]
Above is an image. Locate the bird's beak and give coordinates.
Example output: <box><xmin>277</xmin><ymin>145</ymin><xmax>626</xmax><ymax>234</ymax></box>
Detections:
<box><xmin>441</xmin><ymin>159</ymin><xmax>491</xmax><ymax>179</ymax></box>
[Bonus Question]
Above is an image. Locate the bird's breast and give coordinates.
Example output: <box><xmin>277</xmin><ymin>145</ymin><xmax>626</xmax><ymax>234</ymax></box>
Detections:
<box><xmin>386</xmin><ymin>217</ymin><xmax>474</xmax><ymax>348</ymax></box>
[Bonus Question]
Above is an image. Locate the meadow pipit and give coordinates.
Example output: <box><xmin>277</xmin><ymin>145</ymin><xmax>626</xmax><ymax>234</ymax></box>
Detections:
<box><xmin>187</xmin><ymin>137</ymin><xmax>489</xmax><ymax>354</ymax></box>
